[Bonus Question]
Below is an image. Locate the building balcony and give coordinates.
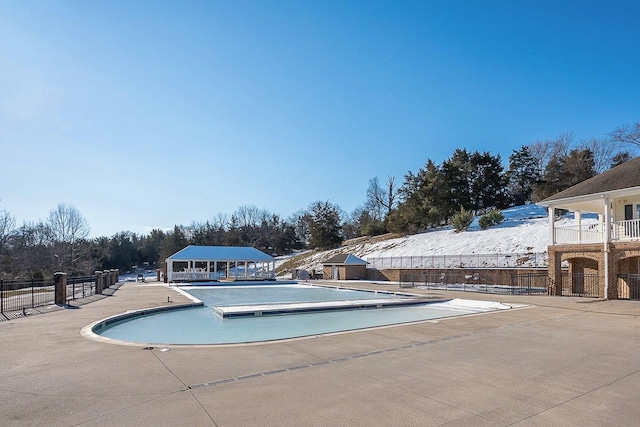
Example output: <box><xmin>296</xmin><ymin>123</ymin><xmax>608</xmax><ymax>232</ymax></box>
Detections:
<box><xmin>554</xmin><ymin>219</ymin><xmax>640</xmax><ymax>245</ymax></box>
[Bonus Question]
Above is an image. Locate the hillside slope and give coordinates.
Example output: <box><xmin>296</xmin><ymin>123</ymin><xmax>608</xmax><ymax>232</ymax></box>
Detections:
<box><xmin>276</xmin><ymin>205</ymin><xmax>595</xmax><ymax>276</ymax></box>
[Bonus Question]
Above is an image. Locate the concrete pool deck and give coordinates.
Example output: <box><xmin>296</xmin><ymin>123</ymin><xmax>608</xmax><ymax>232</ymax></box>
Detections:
<box><xmin>2</xmin><ymin>280</ymin><xmax>640</xmax><ymax>426</ymax></box>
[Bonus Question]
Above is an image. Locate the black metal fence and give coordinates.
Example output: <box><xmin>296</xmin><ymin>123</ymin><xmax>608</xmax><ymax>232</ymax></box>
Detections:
<box><xmin>559</xmin><ymin>273</ymin><xmax>600</xmax><ymax>298</ymax></box>
<box><xmin>0</xmin><ymin>274</ymin><xmax>100</xmax><ymax>317</ymax></box>
<box><xmin>617</xmin><ymin>274</ymin><xmax>640</xmax><ymax>300</ymax></box>
<box><xmin>66</xmin><ymin>275</ymin><xmax>98</xmax><ymax>302</ymax></box>
<box><xmin>368</xmin><ymin>252</ymin><xmax>547</xmax><ymax>269</ymax></box>
<box><xmin>399</xmin><ymin>271</ymin><xmax>550</xmax><ymax>295</ymax></box>
<box><xmin>0</xmin><ymin>278</ymin><xmax>56</xmax><ymax>314</ymax></box>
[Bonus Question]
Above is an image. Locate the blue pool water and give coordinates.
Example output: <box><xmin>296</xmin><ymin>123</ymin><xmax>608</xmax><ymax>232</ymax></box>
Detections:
<box><xmin>185</xmin><ymin>284</ymin><xmax>408</xmax><ymax>306</ymax></box>
<box><xmin>92</xmin><ymin>284</ymin><xmax>511</xmax><ymax>345</ymax></box>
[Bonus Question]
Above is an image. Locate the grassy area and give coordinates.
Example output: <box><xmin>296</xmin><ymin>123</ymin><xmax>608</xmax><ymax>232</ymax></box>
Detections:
<box><xmin>1</xmin><ymin>287</ymin><xmax>54</xmax><ymax>298</ymax></box>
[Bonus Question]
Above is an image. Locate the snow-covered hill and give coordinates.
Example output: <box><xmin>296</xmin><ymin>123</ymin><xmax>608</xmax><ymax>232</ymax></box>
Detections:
<box><xmin>277</xmin><ymin>205</ymin><xmax>596</xmax><ymax>275</ymax></box>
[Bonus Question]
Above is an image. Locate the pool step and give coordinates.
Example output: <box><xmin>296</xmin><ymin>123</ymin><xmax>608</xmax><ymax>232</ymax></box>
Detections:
<box><xmin>213</xmin><ymin>297</ymin><xmax>445</xmax><ymax>318</ymax></box>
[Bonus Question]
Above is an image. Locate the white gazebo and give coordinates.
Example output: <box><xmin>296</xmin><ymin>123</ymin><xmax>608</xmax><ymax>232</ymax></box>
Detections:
<box><xmin>166</xmin><ymin>245</ymin><xmax>276</xmax><ymax>282</ymax></box>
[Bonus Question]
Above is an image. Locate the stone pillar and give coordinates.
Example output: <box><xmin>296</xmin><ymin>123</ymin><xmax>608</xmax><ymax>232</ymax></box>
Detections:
<box><xmin>54</xmin><ymin>272</ymin><xmax>67</xmax><ymax>305</ymax></box>
<box><xmin>605</xmin><ymin>245</ymin><xmax>616</xmax><ymax>299</ymax></box>
<box><xmin>105</xmin><ymin>269</ymin><xmax>112</xmax><ymax>288</ymax></box>
<box><xmin>157</xmin><ymin>269</ymin><xmax>161</xmax><ymax>281</ymax></box>
<box><xmin>548</xmin><ymin>248</ymin><xmax>563</xmax><ymax>296</ymax></box>
<box><xmin>110</xmin><ymin>269</ymin><xmax>117</xmax><ymax>286</ymax></box>
<box><xmin>95</xmin><ymin>271</ymin><xmax>103</xmax><ymax>294</ymax></box>
<box><xmin>115</xmin><ymin>269</ymin><xmax>120</xmax><ymax>282</ymax></box>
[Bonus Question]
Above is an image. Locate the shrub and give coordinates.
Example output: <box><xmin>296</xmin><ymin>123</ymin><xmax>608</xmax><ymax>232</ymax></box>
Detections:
<box><xmin>450</xmin><ymin>206</ymin><xmax>474</xmax><ymax>232</ymax></box>
<box><xmin>479</xmin><ymin>208</ymin><xmax>505</xmax><ymax>230</ymax></box>
<box><xmin>478</xmin><ymin>215</ymin><xmax>492</xmax><ymax>230</ymax></box>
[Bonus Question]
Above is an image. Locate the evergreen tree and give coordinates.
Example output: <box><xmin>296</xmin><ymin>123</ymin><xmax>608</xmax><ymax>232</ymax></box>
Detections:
<box><xmin>160</xmin><ymin>225</ymin><xmax>189</xmax><ymax>262</ymax></box>
<box><xmin>469</xmin><ymin>151</ymin><xmax>508</xmax><ymax>213</ymax></box>
<box><xmin>441</xmin><ymin>148</ymin><xmax>472</xmax><ymax>215</ymax></box>
<box><xmin>507</xmin><ymin>145</ymin><xmax>538</xmax><ymax>205</ymax></box>
<box><xmin>535</xmin><ymin>154</ymin><xmax>565</xmax><ymax>201</ymax></box>
<box><xmin>564</xmin><ymin>148</ymin><xmax>595</xmax><ymax>186</ymax></box>
<box><xmin>141</xmin><ymin>229</ymin><xmax>166</xmax><ymax>265</ymax></box>
<box><xmin>307</xmin><ymin>201</ymin><xmax>343</xmax><ymax>250</ymax></box>
<box><xmin>611</xmin><ymin>151</ymin><xmax>632</xmax><ymax>168</ymax></box>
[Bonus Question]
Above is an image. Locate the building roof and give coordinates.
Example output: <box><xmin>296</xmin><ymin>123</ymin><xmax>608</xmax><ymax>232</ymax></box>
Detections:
<box><xmin>166</xmin><ymin>245</ymin><xmax>274</xmax><ymax>262</ymax></box>
<box><xmin>537</xmin><ymin>157</ymin><xmax>640</xmax><ymax>212</ymax></box>
<box><xmin>323</xmin><ymin>253</ymin><xmax>368</xmax><ymax>265</ymax></box>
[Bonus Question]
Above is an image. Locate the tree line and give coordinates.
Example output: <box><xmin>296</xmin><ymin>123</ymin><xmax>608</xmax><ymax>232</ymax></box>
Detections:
<box><xmin>1</xmin><ymin>122</ymin><xmax>639</xmax><ymax>279</ymax></box>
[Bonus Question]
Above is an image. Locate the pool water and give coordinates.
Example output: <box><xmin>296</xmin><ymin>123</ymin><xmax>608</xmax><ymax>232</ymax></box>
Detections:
<box><xmin>92</xmin><ymin>284</ymin><xmax>512</xmax><ymax>345</ymax></box>
<box><xmin>185</xmin><ymin>284</ymin><xmax>409</xmax><ymax>306</ymax></box>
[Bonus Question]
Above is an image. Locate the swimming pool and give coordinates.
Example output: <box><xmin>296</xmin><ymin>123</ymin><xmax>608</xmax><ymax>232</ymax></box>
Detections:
<box><xmin>88</xmin><ymin>283</ymin><xmax>514</xmax><ymax>345</ymax></box>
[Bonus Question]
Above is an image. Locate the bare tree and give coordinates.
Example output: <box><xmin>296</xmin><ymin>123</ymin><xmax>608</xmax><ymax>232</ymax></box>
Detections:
<box><xmin>366</xmin><ymin>177</ymin><xmax>385</xmax><ymax>221</ymax></box>
<box><xmin>0</xmin><ymin>207</ymin><xmax>15</xmax><ymax>250</ymax></box>
<box><xmin>211</xmin><ymin>212</ymin><xmax>230</xmax><ymax>231</ymax></box>
<box><xmin>366</xmin><ymin>176</ymin><xmax>398</xmax><ymax>221</ymax></box>
<box><xmin>47</xmin><ymin>203</ymin><xmax>90</xmax><ymax>271</ymax></box>
<box><xmin>527</xmin><ymin>140</ymin><xmax>553</xmax><ymax>177</ymax></box>
<box><xmin>551</xmin><ymin>132</ymin><xmax>574</xmax><ymax>159</ymax></box>
<box><xmin>582</xmin><ymin>137</ymin><xmax>622</xmax><ymax>174</ymax></box>
<box><xmin>528</xmin><ymin>132</ymin><xmax>575</xmax><ymax>177</ymax></box>
<box><xmin>610</xmin><ymin>122</ymin><xmax>640</xmax><ymax>147</ymax></box>
<box><xmin>382</xmin><ymin>176</ymin><xmax>398</xmax><ymax>219</ymax></box>
<box><xmin>235</xmin><ymin>205</ymin><xmax>262</xmax><ymax>228</ymax></box>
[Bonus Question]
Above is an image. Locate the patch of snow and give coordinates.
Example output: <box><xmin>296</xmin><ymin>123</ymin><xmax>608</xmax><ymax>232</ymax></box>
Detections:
<box><xmin>278</xmin><ymin>205</ymin><xmax>593</xmax><ymax>275</ymax></box>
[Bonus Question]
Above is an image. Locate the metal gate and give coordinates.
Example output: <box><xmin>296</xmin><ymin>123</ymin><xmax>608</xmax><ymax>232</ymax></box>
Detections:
<box><xmin>617</xmin><ymin>274</ymin><xmax>640</xmax><ymax>300</ymax></box>
<box><xmin>560</xmin><ymin>273</ymin><xmax>600</xmax><ymax>298</ymax></box>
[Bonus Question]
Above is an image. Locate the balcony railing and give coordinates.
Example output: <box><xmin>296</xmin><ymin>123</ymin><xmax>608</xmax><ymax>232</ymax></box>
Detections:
<box><xmin>554</xmin><ymin>219</ymin><xmax>640</xmax><ymax>244</ymax></box>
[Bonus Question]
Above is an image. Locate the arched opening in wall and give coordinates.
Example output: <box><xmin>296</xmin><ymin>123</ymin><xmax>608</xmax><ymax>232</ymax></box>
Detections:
<box><xmin>616</xmin><ymin>256</ymin><xmax>640</xmax><ymax>300</ymax></box>
<box><xmin>562</xmin><ymin>257</ymin><xmax>600</xmax><ymax>297</ymax></box>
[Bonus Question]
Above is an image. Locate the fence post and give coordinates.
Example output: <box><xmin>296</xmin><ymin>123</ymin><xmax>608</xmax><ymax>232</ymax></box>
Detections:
<box><xmin>1</xmin><ymin>279</ymin><xmax>3</xmax><ymax>314</ymax></box>
<box><xmin>54</xmin><ymin>272</ymin><xmax>67</xmax><ymax>306</ymax></box>
<box><xmin>31</xmin><ymin>278</ymin><xmax>35</xmax><ymax>308</ymax></box>
<box><xmin>95</xmin><ymin>271</ymin><xmax>103</xmax><ymax>294</ymax></box>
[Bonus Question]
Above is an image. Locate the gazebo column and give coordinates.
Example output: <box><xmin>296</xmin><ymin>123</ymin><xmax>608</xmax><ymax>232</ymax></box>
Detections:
<box><xmin>548</xmin><ymin>206</ymin><xmax>556</xmax><ymax>245</ymax></box>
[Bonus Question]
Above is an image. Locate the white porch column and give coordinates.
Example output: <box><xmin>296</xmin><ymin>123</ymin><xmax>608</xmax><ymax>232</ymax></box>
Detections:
<box><xmin>548</xmin><ymin>206</ymin><xmax>556</xmax><ymax>245</ymax></box>
<box><xmin>167</xmin><ymin>260</ymin><xmax>173</xmax><ymax>281</ymax></box>
<box><xmin>576</xmin><ymin>211</ymin><xmax>582</xmax><ymax>244</ymax></box>
<box><xmin>603</xmin><ymin>197</ymin><xmax>611</xmax><ymax>243</ymax></box>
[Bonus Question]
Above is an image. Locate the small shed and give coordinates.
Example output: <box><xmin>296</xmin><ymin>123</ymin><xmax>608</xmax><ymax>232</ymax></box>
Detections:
<box><xmin>322</xmin><ymin>254</ymin><xmax>368</xmax><ymax>280</ymax></box>
<box><xmin>166</xmin><ymin>245</ymin><xmax>275</xmax><ymax>282</ymax></box>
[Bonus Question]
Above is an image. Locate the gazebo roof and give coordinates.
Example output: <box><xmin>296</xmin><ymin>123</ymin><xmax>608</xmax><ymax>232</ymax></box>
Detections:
<box><xmin>166</xmin><ymin>245</ymin><xmax>274</xmax><ymax>262</ymax></box>
<box><xmin>323</xmin><ymin>253</ymin><xmax>368</xmax><ymax>265</ymax></box>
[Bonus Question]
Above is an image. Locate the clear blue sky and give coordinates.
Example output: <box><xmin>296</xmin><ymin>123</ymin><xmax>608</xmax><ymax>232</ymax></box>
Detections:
<box><xmin>1</xmin><ymin>1</ymin><xmax>639</xmax><ymax>237</ymax></box>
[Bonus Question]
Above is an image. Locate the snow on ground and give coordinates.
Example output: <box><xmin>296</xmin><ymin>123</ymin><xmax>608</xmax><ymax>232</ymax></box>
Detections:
<box><xmin>278</xmin><ymin>204</ymin><xmax>598</xmax><ymax>275</ymax></box>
